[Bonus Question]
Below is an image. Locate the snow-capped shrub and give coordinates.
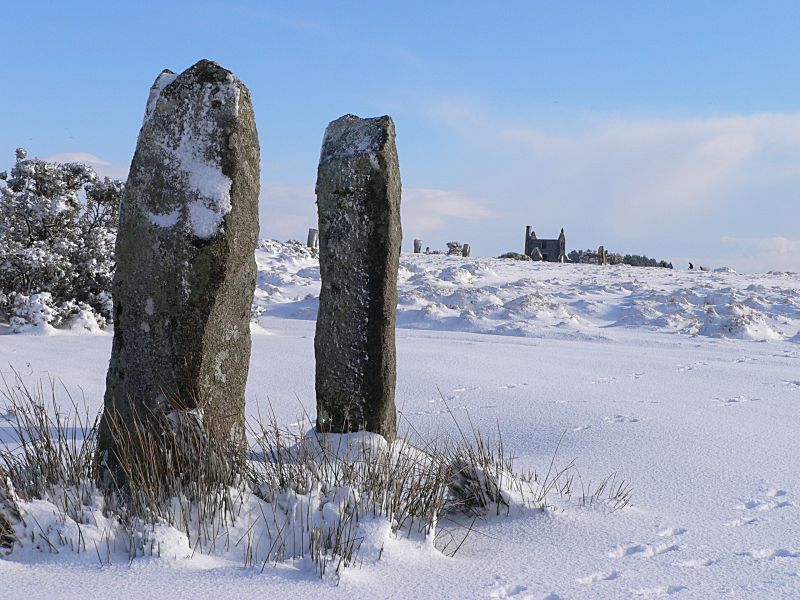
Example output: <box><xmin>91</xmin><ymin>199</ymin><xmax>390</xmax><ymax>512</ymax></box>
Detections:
<box><xmin>0</xmin><ymin>148</ymin><xmax>123</xmax><ymax>330</ymax></box>
<box><xmin>9</xmin><ymin>292</ymin><xmax>60</xmax><ymax>331</ymax></box>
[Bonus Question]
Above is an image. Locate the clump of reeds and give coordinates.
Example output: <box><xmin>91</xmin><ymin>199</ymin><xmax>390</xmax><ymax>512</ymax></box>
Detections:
<box><xmin>0</xmin><ymin>370</ymin><xmax>631</xmax><ymax>579</ymax></box>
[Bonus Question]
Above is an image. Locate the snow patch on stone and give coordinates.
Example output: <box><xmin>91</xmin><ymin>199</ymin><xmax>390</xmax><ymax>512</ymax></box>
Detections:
<box><xmin>146</xmin><ymin>72</ymin><xmax>239</xmax><ymax>239</ymax></box>
<box><xmin>143</xmin><ymin>71</ymin><xmax>178</xmax><ymax>125</ymax></box>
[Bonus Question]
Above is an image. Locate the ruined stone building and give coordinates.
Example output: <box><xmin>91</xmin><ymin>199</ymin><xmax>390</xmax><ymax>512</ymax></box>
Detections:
<box><xmin>524</xmin><ymin>226</ymin><xmax>566</xmax><ymax>262</ymax></box>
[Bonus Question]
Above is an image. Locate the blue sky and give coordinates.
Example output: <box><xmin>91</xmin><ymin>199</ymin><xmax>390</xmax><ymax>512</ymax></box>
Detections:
<box><xmin>3</xmin><ymin>1</ymin><xmax>800</xmax><ymax>270</ymax></box>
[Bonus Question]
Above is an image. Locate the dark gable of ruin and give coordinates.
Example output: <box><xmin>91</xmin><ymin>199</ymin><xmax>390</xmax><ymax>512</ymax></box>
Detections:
<box><xmin>524</xmin><ymin>226</ymin><xmax>566</xmax><ymax>262</ymax></box>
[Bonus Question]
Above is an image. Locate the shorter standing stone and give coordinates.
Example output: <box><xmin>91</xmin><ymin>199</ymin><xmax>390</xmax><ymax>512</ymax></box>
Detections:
<box><xmin>307</xmin><ymin>228</ymin><xmax>319</xmax><ymax>248</ymax></box>
<box><xmin>314</xmin><ymin>114</ymin><xmax>402</xmax><ymax>441</ymax></box>
<box><xmin>462</xmin><ymin>244</ymin><xmax>471</xmax><ymax>257</ymax></box>
<box><xmin>413</xmin><ymin>239</ymin><xmax>422</xmax><ymax>253</ymax></box>
<box><xmin>530</xmin><ymin>247</ymin><xmax>543</xmax><ymax>261</ymax></box>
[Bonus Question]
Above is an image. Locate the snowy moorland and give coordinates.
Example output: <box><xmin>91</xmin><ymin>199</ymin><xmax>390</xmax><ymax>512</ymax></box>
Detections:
<box><xmin>1</xmin><ymin>241</ymin><xmax>799</xmax><ymax>599</ymax></box>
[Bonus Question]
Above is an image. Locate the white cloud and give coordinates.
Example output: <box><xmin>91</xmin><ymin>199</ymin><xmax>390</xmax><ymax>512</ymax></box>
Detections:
<box><xmin>258</xmin><ymin>182</ymin><xmax>495</xmax><ymax>242</ymax></box>
<box><xmin>402</xmin><ymin>188</ymin><xmax>495</xmax><ymax>234</ymax></box>
<box><xmin>46</xmin><ymin>152</ymin><xmax>111</xmax><ymax>166</ymax></box>
<box><xmin>422</xmin><ymin>100</ymin><xmax>800</xmax><ymax>270</ymax></box>
<box><xmin>259</xmin><ymin>182</ymin><xmax>316</xmax><ymax>240</ymax></box>
<box><xmin>720</xmin><ymin>236</ymin><xmax>800</xmax><ymax>272</ymax></box>
<box><xmin>45</xmin><ymin>152</ymin><xmax>130</xmax><ymax>180</ymax></box>
<box><xmin>494</xmin><ymin>112</ymin><xmax>800</xmax><ymax>227</ymax></box>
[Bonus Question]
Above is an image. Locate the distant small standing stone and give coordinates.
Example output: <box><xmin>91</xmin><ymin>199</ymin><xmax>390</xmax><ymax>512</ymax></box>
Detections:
<box><xmin>462</xmin><ymin>244</ymin><xmax>471</xmax><ymax>257</ymax></box>
<box><xmin>307</xmin><ymin>227</ymin><xmax>319</xmax><ymax>249</ymax></box>
<box><xmin>98</xmin><ymin>60</ymin><xmax>260</xmax><ymax>476</ymax></box>
<box><xmin>314</xmin><ymin>114</ymin><xmax>402</xmax><ymax>441</ymax></box>
<box><xmin>530</xmin><ymin>247</ymin><xmax>543</xmax><ymax>261</ymax></box>
<box><xmin>413</xmin><ymin>239</ymin><xmax>422</xmax><ymax>253</ymax></box>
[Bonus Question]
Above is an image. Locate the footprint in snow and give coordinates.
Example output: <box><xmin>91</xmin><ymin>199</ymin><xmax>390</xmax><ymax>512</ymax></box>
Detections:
<box><xmin>627</xmin><ymin>372</ymin><xmax>645</xmax><ymax>380</ymax></box>
<box><xmin>675</xmin><ymin>558</ymin><xmax>715</xmax><ymax>568</ymax></box>
<box><xmin>633</xmin><ymin>585</ymin><xmax>687</xmax><ymax>596</ymax></box>
<box><xmin>489</xmin><ymin>583</ymin><xmax>530</xmax><ymax>598</ymax></box>
<box><xmin>714</xmin><ymin>395</ymin><xmax>758</xmax><ymax>407</ymax></box>
<box><xmin>736</xmin><ymin>498</ymin><xmax>792</xmax><ymax>511</ymax></box>
<box><xmin>734</xmin><ymin>356</ymin><xmax>757</xmax><ymax>364</ymax></box>
<box><xmin>656</xmin><ymin>527</ymin><xmax>687</xmax><ymax>537</ymax></box>
<box><xmin>590</xmin><ymin>376</ymin><xmax>616</xmax><ymax>385</ymax></box>
<box><xmin>576</xmin><ymin>570</ymin><xmax>620</xmax><ymax>584</ymax></box>
<box><xmin>737</xmin><ymin>548</ymin><xmax>800</xmax><ymax>560</ymax></box>
<box><xmin>571</xmin><ymin>425</ymin><xmax>591</xmax><ymax>432</ymax></box>
<box><xmin>726</xmin><ymin>516</ymin><xmax>758</xmax><ymax>527</ymax></box>
<box><xmin>783</xmin><ymin>380</ymin><xmax>800</xmax><ymax>390</ymax></box>
<box><xmin>608</xmin><ymin>541</ymin><xmax>679</xmax><ymax>559</ymax></box>
<box><xmin>604</xmin><ymin>415</ymin><xmax>640</xmax><ymax>424</ymax></box>
<box><xmin>675</xmin><ymin>362</ymin><xmax>708</xmax><ymax>372</ymax></box>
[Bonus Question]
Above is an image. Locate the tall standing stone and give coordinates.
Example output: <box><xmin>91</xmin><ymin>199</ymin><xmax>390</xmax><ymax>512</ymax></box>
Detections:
<box><xmin>98</xmin><ymin>60</ymin><xmax>260</xmax><ymax>474</ymax></box>
<box><xmin>413</xmin><ymin>239</ymin><xmax>422</xmax><ymax>253</ymax></box>
<box><xmin>314</xmin><ymin>115</ymin><xmax>401</xmax><ymax>441</ymax></box>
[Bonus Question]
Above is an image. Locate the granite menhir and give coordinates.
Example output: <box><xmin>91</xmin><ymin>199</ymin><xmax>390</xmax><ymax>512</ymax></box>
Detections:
<box><xmin>314</xmin><ymin>115</ymin><xmax>402</xmax><ymax>441</ymax></box>
<box><xmin>98</xmin><ymin>60</ymin><xmax>259</xmax><ymax>480</ymax></box>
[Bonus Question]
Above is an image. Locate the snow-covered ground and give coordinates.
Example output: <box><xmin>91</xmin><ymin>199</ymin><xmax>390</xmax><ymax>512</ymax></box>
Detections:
<box><xmin>2</xmin><ymin>242</ymin><xmax>799</xmax><ymax>599</ymax></box>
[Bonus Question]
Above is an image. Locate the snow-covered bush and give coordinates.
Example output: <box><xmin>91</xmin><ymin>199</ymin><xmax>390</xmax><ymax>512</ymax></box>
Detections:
<box><xmin>0</xmin><ymin>148</ymin><xmax>123</xmax><ymax>330</ymax></box>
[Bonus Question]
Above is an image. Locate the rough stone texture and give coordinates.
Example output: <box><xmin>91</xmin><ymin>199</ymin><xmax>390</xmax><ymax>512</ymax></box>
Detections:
<box><xmin>498</xmin><ymin>252</ymin><xmax>532</xmax><ymax>261</ymax></box>
<box><xmin>598</xmin><ymin>245</ymin><xmax>607</xmax><ymax>265</ymax></box>
<box><xmin>524</xmin><ymin>226</ymin><xmax>536</xmax><ymax>256</ymax></box>
<box><xmin>413</xmin><ymin>239</ymin><xmax>422</xmax><ymax>253</ymax></box>
<box><xmin>98</xmin><ymin>60</ymin><xmax>260</xmax><ymax>472</ymax></box>
<box><xmin>524</xmin><ymin>226</ymin><xmax>567</xmax><ymax>262</ymax></box>
<box><xmin>462</xmin><ymin>244</ymin><xmax>471</xmax><ymax>257</ymax></box>
<box><xmin>314</xmin><ymin>114</ymin><xmax>401</xmax><ymax>441</ymax></box>
<box><xmin>446</xmin><ymin>242</ymin><xmax>463</xmax><ymax>256</ymax></box>
<box><xmin>307</xmin><ymin>228</ymin><xmax>319</xmax><ymax>248</ymax></box>
<box><xmin>530</xmin><ymin>247</ymin><xmax>544</xmax><ymax>261</ymax></box>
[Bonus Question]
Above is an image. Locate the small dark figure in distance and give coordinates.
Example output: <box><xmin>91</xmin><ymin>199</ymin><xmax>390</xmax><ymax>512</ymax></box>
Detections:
<box><xmin>688</xmin><ymin>262</ymin><xmax>694</xmax><ymax>270</ymax></box>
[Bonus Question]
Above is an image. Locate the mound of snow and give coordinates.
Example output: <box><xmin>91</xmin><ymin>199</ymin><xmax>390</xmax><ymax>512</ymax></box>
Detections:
<box><xmin>251</xmin><ymin>241</ymin><xmax>800</xmax><ymax>343</ymax></box>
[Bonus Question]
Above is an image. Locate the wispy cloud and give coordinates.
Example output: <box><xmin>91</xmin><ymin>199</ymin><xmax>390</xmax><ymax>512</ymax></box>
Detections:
<box><xmin>46</xmin><ymin>152</ymin><xmax>110</xmax><ymax>166</ymax></box>
<box><xmin>259</xmin><ymin>182</ymin><xmax>316</xmax><ymax>241</ymax></box>
<box><xmin>258</xmin><ymin>182</ymin><xmax>495</xmax><ymax>242</ymax></box>
<box><xmin>720</xmin><ymin>236</ymin><xmax>800</xmax><ymax>272</ymax></box>
<box><xmin>402</xmin><ymin>188</ymin><xmax>495</xmax><ymax>235</ymax></box>
<box><xmin>228</xmin><ymin>4</ymin><xmax>331</xmax><ymax>33</ymax></box>
<box><xmin>494</xmin><ymin>113</ymin><xmax>800</xmax><ymax>228</ymax></box>
<box><xmin>423</xmin><ymin>99</ymin><xmax>800</xmax><ymax>269</ymax></box>
<box><xmin>45</xmin><ymin>152</ymin><xmax>129</xmax><ymax>180</ymax></box>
